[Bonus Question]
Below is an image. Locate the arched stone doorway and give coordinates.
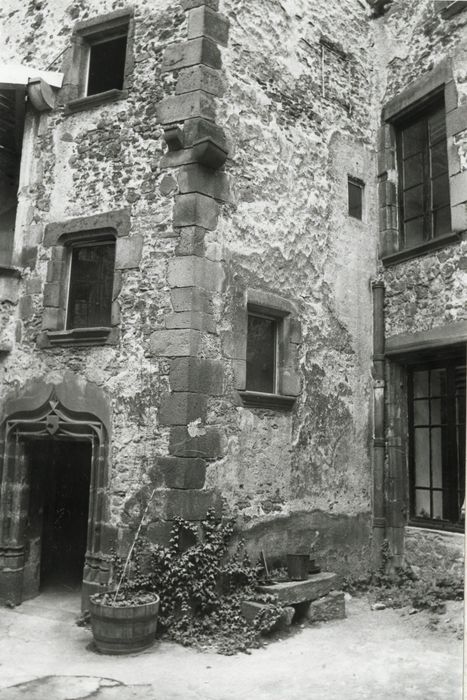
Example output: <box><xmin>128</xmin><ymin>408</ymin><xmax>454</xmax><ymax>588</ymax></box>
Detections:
<box><xmin>0</xmin><ymin>387</ymin><xmax>111</xmax><ymax>609</ymax></box>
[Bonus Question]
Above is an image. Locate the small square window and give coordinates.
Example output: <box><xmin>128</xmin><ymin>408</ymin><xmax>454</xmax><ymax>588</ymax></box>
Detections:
<box><xmin>246</xmin><ymin>314</ymin><xmax>278</xmax><ymax>394</ymax></box>
<box><xmin>66</xmin><ymin>240</ymin><xmax>115</xmax><ymax>329</ymax></box>
<box><xmin>86</xmin><ymin>33</ymin><xmax>128</xmax><ymax>96</ymax></box>
<box><xmin>348</xmin><ymin>177</ymin><xmax>364</xmax><ymax>220</ymax></box>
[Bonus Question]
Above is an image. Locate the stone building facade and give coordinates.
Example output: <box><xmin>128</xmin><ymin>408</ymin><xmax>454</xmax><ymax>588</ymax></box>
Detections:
<box><xmin>0</xmin><ymin>0</ymin><xmax>464</xmax><ymax>607</ymax></box>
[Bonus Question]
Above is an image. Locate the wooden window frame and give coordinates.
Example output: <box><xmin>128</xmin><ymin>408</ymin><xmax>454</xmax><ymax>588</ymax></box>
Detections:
<box><xmin>407</xmin><ymin>358</ymin><xmax>465</xmax><ymax>532</ymax></box>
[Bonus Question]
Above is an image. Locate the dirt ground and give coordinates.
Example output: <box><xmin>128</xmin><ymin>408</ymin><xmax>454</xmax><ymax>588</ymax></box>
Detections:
<box><xmin>0</xmin><ymin>592</ymin><xmax>463</xmax><ymax>700</ymax></box>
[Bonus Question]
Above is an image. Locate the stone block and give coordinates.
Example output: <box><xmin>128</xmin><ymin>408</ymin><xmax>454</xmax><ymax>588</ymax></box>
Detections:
<box><xmin>150</xmin><ymin>488</ymin><xmax>222</xmax><ymax>520</ymax></box>
<box><xmin>159</xmin><ymin>392</ymin><xmax>207</xmax><ymax>425</ymax></box>
<box><xmin>305</xmin><ymin>591</ymin><xmax>346</xmax><ymax>622</ymax></box>
<box><xmin>289</xmin><ymin>318</ymin><xmax>302</xmax><ymax>344</ymax></box>
<box><xmin>26</xmin><ymin>277</ymin><xmax>42</xmax><ymax>295</ymax></box>
<box><xmin>149</xmin><ymin>329</ymin><xmax>200</xmax><ymax>357</ymax></box>
<box><xmin>173</xmin><ymin>193</ymin><xmax>220</xmax><ymax>230</ymax></box>
<box><xmin>378</xmin><ymin>180</ymin><xmax>396</xmax><ymax>207</ymax></box>
<box><xmin>41</xmin><ymin>307</ymin><xmax>60</xmax><ymax>330</ymax></box>
<box><xmin>183</xmin><ymin>117</ymin><xmax>227</xmax><ymax>150</ymax></box>
<box><xmin>257</xmin><ymin>573</ymin><xmax>338</xmax><ymax>605</ymax></box>
<box><xmin>176</xmin><ymin>65</ymin><xmax>225</xmax><ymax>96</ymax></box>
<box><xmin>446</xmin><ymin>105</ymin><xmax>467</xmax><ymax>137</ymax></box>
<box><xmin>280</xmin><ymin>368</ymin><xmax>301</xmax><ymax>397</ymax></box>
<box><xmin>448</xmin><ymin>137</ymin><xmax>461</xmax><ymax>176</ymax></box>
<box><xmin>180</xmin><ymin>0</ymin><xmax>219</xmax><ymax>10</ymax></box>
<box><xmin>449</xmin><ymin>170</ymin><xmax>467</xmax><ymax>206</ymax></box>
<box><xmin>165</xmin><ymin>310</ymin><xmax>216</xmax><ymax>333</ymax></box>
<box><xmin>451</xmin><ymin>202</ymin><xmax>467</xmax><ymax>232</ymax></box>
<box><xmin>153</xmin><ymin>456</ymin><xmax>206</xmax><ymax>489</ymax></box>
<box><xmin>170</xmin><ymin>357</ymin><xmax>224</xmax><ymax>394</ymax></box>
<box><xmin>157</xmin><ymin>91</ymin><xmax>216</xmax><ymax>126</ymax></box>
<box><xmin>177</xmin><ymin>164</ymin><xmax>231</xmax><ymax>201</ymax></box>
<box><xmin>162</xmin><ymin>38</ymin><xmax>221</xmax><ymax>74</ymax></box>
<box><xmin>187</xmin><ymin>6</ymin><xmax>229</xmax><ymax>46</ymax></box>
<box><xmin>46</xmin><ymin>260</ymin><xmax>64</xmax><ymax>283</ymax></box>
<box><xmin>0</xmin><ymin>275</ymin><xmax>20</xmax><ymax>304</ymax></box>
<box><xmin>232</xmin><ymin>359</ymin><xmax>246</xmax><ymax>390</ymax></box>
<box><xmin>240</xmin><ymin>600</ymin><xmax>295</xmax><ymax>630</ymax></box>
<box><xmin>18</xmin><ymin>295</ymin><xmax>33</xmax><ymax>321</ymax></box>
<box><xmin>445</xmin><ymin>80</ymin><xmax>458</xmax><ymax>113</ymax></box>
<box><xmin>169</xmin><ymin>426</ymin><xmax>223</xmax><ymax>458</ymax></box>
<box><xmin>175</xmin><ymin>227</ymin><xmax>206</xmax><ymax>257</ymax></box>
<box><xmin>43</xmin><ymin>282</ymin><xmax>60</xmax><ymax>307</ymax></box>
<box><xmin>168</xmin><ymin>256</ymin><xmax>225</xmax><ymax>291</ymax></box>
<box><xmin>171</xmin><ymin>286</ymin><xmax>212</xmax><ymax>313</ymax></box>
<box><xmin>114</xmin><ymin>235</ymin><xmax>143</xmax><ymax>270</ymax></box>
<box><xmin>146</xmin><ymin>521</ymin><xmax>173</xmax><ymax>547</ymax></box>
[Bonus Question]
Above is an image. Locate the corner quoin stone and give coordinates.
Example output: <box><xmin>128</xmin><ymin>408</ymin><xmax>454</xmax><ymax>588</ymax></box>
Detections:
<box><xmin>149</xmin><ymin>329</ymin><xmax>200</xmax><ymax>357</ymax></box>
<box><xmin>162</xmin><ymin>37</ymin><xmax>221</xmax><ymax>73</ymax></box>
<box><xmin>173</xmin><ymin>193</ymin><xmax>221</xmax><ymax>230</ymax></box>
<box><xmin>149</xmin><ymin>488</ymin><xmax>222</xmax><ymax>520</ymax></box>
<box><xmin>169</xmin><ymin>426</ymin><xmax>223</xmax><ymax>458</ymax></box>
<box><xmin>151</xmin><ymin>456</ymin><xmax>206</xmax><ymax>489</ymax></box>
<box><xmin>159</xmin><ymin>391</ymin><xmax>208</xmax><ymax>426</ymax></box>
<box><xmin>170</xmin><ymin>357</ymin><xmax>224</xmax><ymax>394</ymax></box>
<box><xmin>157</xmin><ymin>91</ymin><xmax>216</xmax><ymax>125</ymax></box>
<box><xmin>187</xmin><ymin>6</ymin><xmax>230</xmax><ymax>46</ymax></box>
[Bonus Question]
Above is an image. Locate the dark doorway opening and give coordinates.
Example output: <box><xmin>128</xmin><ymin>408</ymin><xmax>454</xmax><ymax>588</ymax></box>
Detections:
<box><xmin>26</xmin><ymin>440</ymin><xmax>91</xmax><ymax>592</ymax></box>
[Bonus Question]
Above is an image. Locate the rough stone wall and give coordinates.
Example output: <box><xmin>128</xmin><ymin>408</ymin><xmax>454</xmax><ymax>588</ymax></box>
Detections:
<box><xmin>202</xmin><ymin>0</ymin><xmax>379</xmax><ymax>573</ymax></box>
<box><xmin>376</xmin><ymin>0</ymin><xmax>467</xmax><ymax>339</ymax></box>
<box><xmin>404</xmin><ymin>526</ymin><xmax>464</xmax><ymax>581</ymax></box>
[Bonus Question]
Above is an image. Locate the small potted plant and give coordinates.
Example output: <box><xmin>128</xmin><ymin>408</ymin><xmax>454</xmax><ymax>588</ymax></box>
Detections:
<box><xmin>89</xmin><ymin>491</ymin><xmax>160</xmax><ymax>655</ymax></box>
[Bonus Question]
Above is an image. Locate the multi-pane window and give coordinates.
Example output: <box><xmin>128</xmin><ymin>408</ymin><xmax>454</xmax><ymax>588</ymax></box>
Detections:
<box><xmin>66</xmin><ymin>240</ymin><xmax>115</xmax><ymax>329</ymax></box>
<box><xmin>246</xmin><ymin>314</ymin><xmax>278</xmax><ymax>393</ymax></box>
<box><xmin>397</xmin><ymin>98</ymin><xmax>451</xmax><ymax>249</ymax></box>
<box><xmin>409</xmin><ymin>361</ymin><xmax>465</xmax><ymax>529</ymax></box>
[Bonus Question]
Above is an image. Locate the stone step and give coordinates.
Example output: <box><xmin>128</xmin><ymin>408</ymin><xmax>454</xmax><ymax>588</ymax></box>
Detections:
<box><xmin>257</xmin><ymin>572</ymin><xmax>337</xmax><ymax>605</ymax></box>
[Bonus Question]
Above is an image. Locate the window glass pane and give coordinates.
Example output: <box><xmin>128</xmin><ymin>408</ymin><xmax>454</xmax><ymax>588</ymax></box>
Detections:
<box><xmin>402</xmin><ymin>121</ymin><xmax>425</xmax><ymax>158</ymax></box>
<box><xmin>67</xmin><ymin>242</ymin><xmax>115</xmax><ymax>329</ymax></box>
<box><xmin>404</xmin><ymin>218</ymin><xmax>424</xmax><ymax>247</ymax></box>
<box><xmin>433</xmin><ymin>206</ymin><xmax>451</xmax><ymax>237</ymax></box>
<box><xmin>246</xmin><ymin>315</ymin><xmax>276</xmax><ymax>393</ymax></box>
<box><xmin>428</xmin><ymin>109</ymin><xmax>446</xmax><ymax>144</ymax></box>
<box><xmin>414</xmin><ymin>400</ymin><xmax>429</xmax><ymax>425</ymax></box>
<box><xmin>431</xmin><ymin>428</ymin><xmax>443</xmax><ymax>488</ymax></box>
<box><xmin>415</xmin><ymin>489</ymin><xmax>431</xmax><ymax>518</ymax></box>
<box><xmin>403</xmin><ymin>153</ymin><xmax>424</xmax><ymax>189</ymax></box>
<box><xmin>430</xmin><ymin>369</ymin><xmax>446</xmax><ymax>396</ymax></box>
<box><xmin>348</xmin><ymin>180</ymin><xmax>363</xmax><ymax>219</ymax></box>
<box><xmin>430</xmin><ymin>140</ymin><xmax>448</xmax><ymax>178</ymax></box>
<box><xmin>430</xmin><ymin>399</ymin><xmax>442</xmax><ymax>424</ymax></box>
<box><xmin>404</xmin><ymin>184</ymin><xmax>424</xmax><ymax>219</ymax></box>
<box><xmin>432</xmin><ymin>491</ymin><xmax>443</xmax><ymax>520</ymax></box>
<box><xmin>414</xmin><ymin>370</ymin><xmax>429</xmax><ymax>398</ymax></box>
<box><xmin>414</xmin><ymin>428</ymin><xmax>430</xmax><ymax>487</ymax></box>
<box><xmin>432</xmin><ymin>173</ymin><xmax>450</xmax><ymax>209</ymax></box>
<box><xmin>87</xmin><ymin>35</ymin><xmax>128</xmax><ymax>96</ymax></box>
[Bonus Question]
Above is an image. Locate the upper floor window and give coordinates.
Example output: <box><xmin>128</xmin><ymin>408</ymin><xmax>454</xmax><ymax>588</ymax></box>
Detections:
<box><xmin>66</xmin><ymin>239</ymin><xmax>115</xmax><ymax>329</ymax></box>
<box><xmin>85</xmin><ymin>30</ymin><xmax>128</xmax><ymax>97</ymax></box>
<box><xmin>246</xmin><ymin>313</ymin><xmax>278</xmax><ymax>394</ymax></box>
<box><xmin>396</xmin><ymin>97</ymin><xmax>451</xmax><ymax>249</ymax></box>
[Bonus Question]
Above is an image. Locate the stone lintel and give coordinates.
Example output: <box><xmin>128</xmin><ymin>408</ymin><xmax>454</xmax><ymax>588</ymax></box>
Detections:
<box><xmin>257</xmin><ymin>573</ymin><xmax>338</xmax><ymax>605</ymax></box>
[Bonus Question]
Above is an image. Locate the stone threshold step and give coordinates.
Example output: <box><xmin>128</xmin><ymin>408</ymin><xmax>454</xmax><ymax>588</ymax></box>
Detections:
<box><xmin>257</xmin><ymin>572</ymin><xmax>337</xmax><ymax>605</ymax></box>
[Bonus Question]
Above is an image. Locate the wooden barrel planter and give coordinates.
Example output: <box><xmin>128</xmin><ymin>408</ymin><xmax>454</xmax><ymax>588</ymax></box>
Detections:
<box><xmin>89</xmin><ymin>595</ymin><xmax>160</xmax><ymax>655</ymax></box>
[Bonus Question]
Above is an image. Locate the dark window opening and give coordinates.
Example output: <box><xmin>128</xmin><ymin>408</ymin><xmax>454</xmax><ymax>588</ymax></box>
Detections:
<box><xmin>86</xmin><ymin>33</ymin><xmax>128</xmax><ymax>96</ymax></box>
<box><xmin>397</xmin><ymin>97</ymin><xmax>451</xmax><ymax>249</ymax></box>
<box><xmin>66</xmin><ymin>240</ymin><xmax>115</xmax><ymax>329</ymax></box>
<box><xmin>408</xmin><ymin>359</ymin><xmax>465</xmax><ymax>530</ymax></box>
<box><xmin>348</xmin><ymin>177</ymin><xmax>364</xmax><ymax>219</ymax></box>
<box><xmin>0</xmin><ymin>89</ymin><xmax>25</xmax><ymax>266</ymax></box>
<box><xmin>246</xmin><ymin>314</ymin><xmax>278</xmax><ymax>393</ymax></box>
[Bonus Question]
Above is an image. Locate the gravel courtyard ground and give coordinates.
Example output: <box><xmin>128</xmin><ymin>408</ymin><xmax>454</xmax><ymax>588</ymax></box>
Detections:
<box><xmin>0</xmin><ymin>591</ymin><xmax>463</xmax><ymax>700</ymax></box>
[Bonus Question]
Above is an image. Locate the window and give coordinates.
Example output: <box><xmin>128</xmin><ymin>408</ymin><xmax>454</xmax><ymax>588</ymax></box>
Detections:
<box><xmin>408</xmin><ymin>360</ymin><xmax>465</xmax><ymax>529</ymax></box>
<box><xmin>246</xmin><ymin>314</ymin><xmax>278</xmax><ymax>393</ymax></box>
<box><xmin>437</xmin><ymin>1</ymin><xmax>467</xmax><ymax>18</ymax></box>
<box><xmin>86</xmin><ymin>32</ymin><xmax>128</xmax><ymax>97</ymax></box>
<box><xmin>66</xmin><ymin>240</ymin><xmax>115</xmax><ymax>329</ymax></box>
<box><xmin>348</xmin><ymin>177</ymin><xmax>363</xmax><ymax>220</ymax></box>
<box><xmin>396</xmin><ymin>97</ymin><xmax>451</xmax><ymax>249</ymax></box>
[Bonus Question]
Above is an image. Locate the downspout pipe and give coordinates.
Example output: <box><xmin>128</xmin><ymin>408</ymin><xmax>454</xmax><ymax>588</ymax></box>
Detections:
<box><xmin>371</xmin><ymin>280</ymin><xmax>386</xmax><ymax>569</ymax></box>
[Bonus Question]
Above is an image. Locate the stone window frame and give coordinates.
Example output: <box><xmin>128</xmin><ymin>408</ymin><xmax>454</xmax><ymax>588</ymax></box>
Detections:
<box><xmin>63</xmin><ymin>7</ymin><xmax>135</xmax><ymax>114</ymax></box>
<box><xmin>233</xmin><ymin>289</ymin><xmax>301</xmax><ymax>411</ymax></box>
<box><xmin>378</xmin><ymin>58</ymin><xmax>467</xmax><ymax>266</ymax></box>
<box><xmin>437</xmin><ymin>1</ymin><xmax>467</xmax><ymax>19</ymax></box>
<box><xmin>38</xmin><ymin>209</ymin><xmax>141</xmax><ymax>348</ymax></box>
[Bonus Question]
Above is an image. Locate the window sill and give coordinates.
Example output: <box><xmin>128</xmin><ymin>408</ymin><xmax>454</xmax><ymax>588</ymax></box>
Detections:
<box><xmin>238</xmin><ymin>391</ymin><xmax>296</xmax><ymax>411</ymax></box>
<box><xmin>44</xmin><ymin>327</ymin><xmax>116</xmax><ymax>347</ymax></box>
<box><xmin>408</xmin><ymin>518</ymin><xmax>464</xmax><ymax>534</ymax></box>
<box><xmin>64</xmin><ymin>89</ymin><xmax>128</xmax><ymax>114</ymax></box>
<box><xmin>381</xmin><ymin>231</ymin><xmax>462</xmax><ymax>266</ymax></box>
